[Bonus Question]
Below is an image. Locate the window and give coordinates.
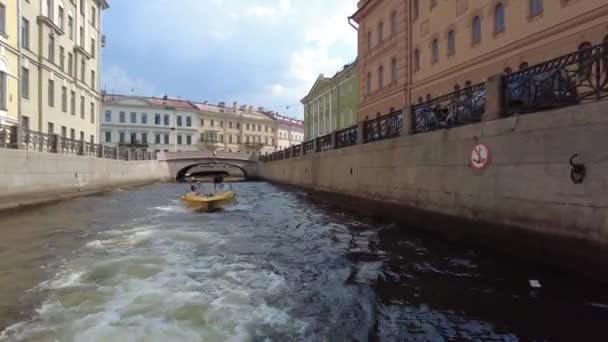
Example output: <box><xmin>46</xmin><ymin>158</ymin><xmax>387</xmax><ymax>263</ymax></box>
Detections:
<box><xmin>58</xmin><ymin>6</ymin><xmax>64</xmax><ymax>30</ymax></box>
<box><xmin>177</xmin><ymin>135</ymin><xmax>182</xmax><ymax>145</ymax></box>
<box><xmin>68</xmin><ymin>16</ymin><xmax>73</xmax><ymax>40</ymax></box>
<box><xmin>472</xmin><ymin>16</ymin><xmax>481</xmax><ymax>44</ymax></box>
<box><xmin>186</xmin><ymin>116</ymin><xmax>192</xmax><ymax>127</ymax></box>
<box><xmin>80</xmin><ymin>131</ymin><xmax>84</xmax><ymax>140</ymax></box>
<box><xmin>130</xmin><ymin>112</ymin><xmax>137</xmax><ymax>123</ymax></box>
<box><xmin>60</xmin><ymin>86</ymin><xmax>66</xmax><ymax>113</ymax></box>
<box><xmin>258</xmin><ymin>124</ymin><xmax>261</xmax><ymax>131</ymax></box>
<box><xmin>0</xmin><ymin>5</ymin><xmax>6</xmax><ymax>35</ymax></box>
<box><xmin>530</xmin><ymin>0</ymin><xmax>543</xmax><ymax>17</ymax></box>
<box><xmin>431</xmin><ymin>0</ymin><xmax>437</xmax><ymax>9</ymax></box>
<box><xmin>155</xmin><ymin>114</ymin><xmax>161</xmax><ymax>125</ymax></box>
<box><xmin>391</xmin><ymin>11</ymin><xmax>397</xmax><ymax>35</ymax></box>
<box><xmin>91</xmin><ymin>6</ymin><xmax>96</xmax><ymax>28</ymax></box>
<box><xmin>211</xmin><ymin>120</ymin><xmax>214</xmax><ymax>127</ymax></box>
<box><xmin>229</xmin><ymin>135</ymin><xmax>233</xmax><ymax>143</ymax></box>
<box><xmin>391</xmin><ymin>58</ymin><xmax>397</xmax><ymax>82</ymax></box>
<box><xmin>432</xmin><ymin>39</ymin><xmax>439</xmax><ymax>63</ymax></box>
<box><xmin>177</xmin><ymin>115</ymin><xmax>182</xmax><ymax>126</ymax></box>
<box><xmin>495</xmin><ymin>4</ymin><xmax>505</xmax><ymax>33</ymax></box>
<box><xmin>142</xmin><ymin>133</ymin><xmax>148</xmax><ymax>144</ymax></box>
<box><xmin>141</xmin><ymin>113</ymin><xmax>148</xmax><ymax>124</ymax></box>
<box><xmin>105</xmin><ymin>131</ymin><xmax>111</xmax><ymax>142</ymax></box>
<box><xmin>90</xmin><ymin>102</ymin><xmax>95</xmax><ymax>123</ymax></box>
<box><xmin>70</xmin><ymin>129</ymin><xmax>75</xmax><ymax>140</ymax></box>
<box><xmin>61</xmin><ymin>126</ymin><xmax>67</xmax><ymax>137</ymax></box>
<box><xmin>519</xmin><ymin>62</ymin><xmax>529</xmax><ymax>70</ymax></box>
<box><xmin>504</xmin><ymin>67</ymin><xmax>513</xmax><ymax>74</ymax></box>
<box><xmin>21</xmin><ymin>68</ymin><xmax>29</xmax><ymax>99</ymax></box>
<box><xmin>378</xmin><ymin>22</ymin><xmax>384</xmax><ymax>42</ymax></box>
<box><xmin>229</xmin><ymin>121</ymin><xmax>233</xmax><ymax>129</ymax></box>
<box><xmin>119</xmin><ymin>132</ymin><xmax>125</xmax><ymax>143</ymax></box>
<box><xmin>186</xmin><ymin>135</ymin><xmax>192</xmax><ymax>145</ymax></box>
<box><xmin>91</xmin><ymin>38</ymin><xmax>95</xmax><ymax>57</ymax></box>
<box><xmin>164</xmin><ymin>114</ymin><xmax>169</xmax><ymax>126</ymax></box>
<box><xmin>578</xmin><ymin>42</ymin><xmax>593</xmax><ymax>78</ymax></box>
<box><xmin>220</xmin><ymin>121</ymin><xmax>224</xmax><ymax>127</ymax></box>
<box><xmin>414</xmin><ymin>49</ymin><xmax>420</xmax><ymax>71</ymax></box>
<box><xmin>448</xmin><ymin>30</ymin><xmax>456</xmax><ymax>55</ymax></box>
<box><xmin>80</xmin><ymin>0</ymin><xmax>85</xmax><ymax>15</ymax></box>
<box><xmin>48</xmin><ymin>80</ymin><xmax>55</xmax><ymax>107</ymax></box>
<box><xmin>164</xmin><ymin>134</ymin><xmax>170</xmax><ymax>144</ymax></box>
<box><xmin>236</xmin><ymin>123</ymin><xmax>240</xmax><ymax>129</ymax></box>
<box><xmin>22</xmin><ymin>18</ymin><xmax>30</xmax><ymax>49</ymax></box>
<box><xmin>91</xmin><ymin>70</ymin><xmax>95</xmax><ymax>89</ymax></box>
<box><xmin>413</xmin><ymin>0</ymin><xmax>419</xmax><ymax>19</ymax></box>
<box><xmin>80</xmin><ymin>58</ymin><xmax>85</xmax><ymax>82</ymax></box>
<box><xmin>70</xmin><ymin>91</ymin><xmax>75</xmax><ymax>115</ymax></box>
<box><xmin>80</xmin><ymin>96</ymin><xmax>85</xmax><ymax>118</ymax></box>
<box><xmin>59</xmin><ymin>46</ymin><xmax>65</xmax><ymax>71</ymax></box>
<box><xmin>366</xmin><ymin>72</ymin><xmax>372</xmax><ymax>94</ymax></box>
<box><xmin>21</xmin><ymin>116</ymin><xmax>29</xmax><ymax>129</ymax></box>
<box><xmin>48</xmin><ymin>34</ymin><xmax>55</xmax><ymax>62</ymax></box>
<box><xmin>378</xmin><ymin>66</ymin><xmax>384</xmax><ymax>89</ymax></box>
<box><xmin>155</xmin><ymin>134</ymin><xmax>161</xmax><ymax>144</ymax></box>
<box><xmin>130</xmin><ymin>132</ymin><xmax>137</xmax><ymax>143</ymax></box>
<box><xmin>367</xmin><ymin>31</ymin><xmax>372</xmax><ymax>49</ymax></box>
<box><xmin>79</xmin><ymin>26</ymin><xmax>84</xmax><ymax>47</ymax></box>
<box><xmin>47</xmin><ymin>0</ymin><xmax>54</xmax><ymax>20</ymax></box>
<box><xmin>105</xmin><ymin>110</ymin><xmax>111</xmax><ymax>122</ymax></box>
<box><xmin>48</xmin><ymin>122</ymin><xmax>55</xmax><ymax>134</ymax></box>
<box><xmin>68</xmin><ymin>53</ymin><xmax>73</xmax><ymax>76</ymax></box>
<box><xmin>465</xmin><ymin>80</ymin><xmax>472</xmax><ymax>88</ymax></box>
<box><xmin>90</xmin><ymin>135</ymin><xmax>94</xmax><ymax>144</ymax></box>
<box><xmin>246</xmin><ymin>123</ymin><xmax>249</xmax><ymax>130</ymax></box>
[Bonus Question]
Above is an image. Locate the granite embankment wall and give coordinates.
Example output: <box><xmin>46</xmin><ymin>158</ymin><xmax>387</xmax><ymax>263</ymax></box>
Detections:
<box><xmin>258</xmin><ymin>101</ymin><xmax>608</xmax><ymax>278</ymax></box>
<box><xmin>0</xmin><ymin>149</ymin><xmax>171</xmax><ymax>210</ymax></box>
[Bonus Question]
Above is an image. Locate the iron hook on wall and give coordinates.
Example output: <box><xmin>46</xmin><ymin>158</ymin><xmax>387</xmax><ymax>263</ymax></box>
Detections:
<box><xmin>569</xmin><ymin>154</ymin><xmax>586</xmax><ymax>184</ymax></box>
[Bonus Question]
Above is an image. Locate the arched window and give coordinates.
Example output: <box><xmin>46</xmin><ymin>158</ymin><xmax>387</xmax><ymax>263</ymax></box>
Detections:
<box><xmin>414</xmin><ymin>49</ymin><xmax>420</xmax><ymax>71</ymax></box>
<box><xmin>447</xmin><ymin>30</ymin><xmax>456</xmax><ymax>55</ymax></box>
<box><xmin>504</xmin><ymin>67</ymin><xmax>512</xmax><ymax>74</ymax></box>
<box><xmin>378</xmin><ymin>21</ymin><xmax>384</xmax><ymax>42</ymax></box>
<box><xmin>391</xmin><ymin>11</ymin><xmax>398</xmax><ymax>35</ymax></box>
<box><xmin>378</xmin><ymin>65</ymin><xmax>384</xmax><ymax>89</ymax></box>
<box><xmin>391</xmin><ymin>58</ymin><xmax>398</xmax><ymax>82</ymax></box>
<box><xmin>519</xmin><ymin>62</ymin><xmax>529</xmax><ymax>70</ymax></box>
<box><xmin>472</xmin><ymin>16</ymin><xmax>481</xmax><ymax>44</ymax></box>
<box><xmin>465</xmin><ymin>80</ymin><xmax>472</xmax><ymax>88</ymax></box>
<box><xmin>432</xmin><ymin>39</ymin><xmax>439</xmax><ymax>63</ymax></box>
<box><xmin>454</xmin><ymin>84</ymin><xmax>461</xmax><ymax>91</ymax></box>
<box><xmin>366</xmin><ymin>72</ymin><xmax>372</xmax><ymax>94</ymax></box>
<box><xmin>530</xmin><ymin>0</ymin><xmax>543</xmax><ymax>17</ymax></box>
<box><xmin>495</xmin><ymin>4</ymin><xmax>505</xmax><ymax>33</ymax></box>
<box><xmin>367</xmin><ymin>31</ymin><xmax>372</xmax><ymax>49</ymax></box>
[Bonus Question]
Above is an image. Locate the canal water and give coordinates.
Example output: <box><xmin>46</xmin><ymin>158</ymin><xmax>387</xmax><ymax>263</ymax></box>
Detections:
<box><xmin>0</xmin><ymin>182</ymin><xmax>606</xmax><ymax>341</ymax></box>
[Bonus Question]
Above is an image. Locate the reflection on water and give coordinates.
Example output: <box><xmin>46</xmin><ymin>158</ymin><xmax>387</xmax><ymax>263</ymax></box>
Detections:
<box><xmin>0</xmin><ymin>182</ymin><xmax>607</xmax><ymax>341</ymax></box>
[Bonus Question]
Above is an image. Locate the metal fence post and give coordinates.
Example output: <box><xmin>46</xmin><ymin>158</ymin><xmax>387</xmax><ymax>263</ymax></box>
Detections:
<box><xmin>356</xmin><ymin>120</ymin><xmax>366</xmax><ymax>145</ymax></box>
<box><xmin>10</xmin><ymin>126</ymin><xmax>24</xmax><ymax>149</ymax></box>
<box><xmin>402</xmin><ymin>105</ymin><xmax>414</xmax><ymax>135</ymax></box>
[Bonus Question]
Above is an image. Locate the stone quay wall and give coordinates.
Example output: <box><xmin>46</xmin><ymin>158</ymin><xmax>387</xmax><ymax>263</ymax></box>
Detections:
<box><xmin>258</xmin><ymin>101</ymin><xmax>608</xmax><ymax>279</ymax></box>
<box><xmin>0</xmin><ymin>148</ymin><xmax>171</xmax><ymax>210</ymax></box>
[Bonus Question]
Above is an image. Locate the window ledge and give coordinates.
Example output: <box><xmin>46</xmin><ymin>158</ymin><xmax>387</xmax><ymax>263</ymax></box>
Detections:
<box><xmin>527</xmin><ymin>12</ymin><xmax>544</xmax><ymax>22</ymax></box>
<box><xmin>37</xmin><ymin>16</ymin><xmax>64</xmax><ymax>36</ymax></box>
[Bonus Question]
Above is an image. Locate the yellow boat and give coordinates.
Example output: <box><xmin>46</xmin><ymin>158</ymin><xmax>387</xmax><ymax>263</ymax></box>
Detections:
<box><xmin>180</xmin><ymin>191</ymin><xmax>237</xmax><ymax>212</ymax></box>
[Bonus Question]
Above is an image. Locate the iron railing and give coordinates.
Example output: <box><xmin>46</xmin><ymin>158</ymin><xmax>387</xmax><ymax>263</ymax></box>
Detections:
<box><xmin>293</xmin><ymin>144</ymin><xmax>302</xmax><ymax>157</ymax></box>
<box><xmin>60</xmin><ymin>137</ymin><xmax>82</xmax><ymax>155</ymax></box>
<box><xmin>23</xmin><ymin>129</ymin><xmax>57</xmax><ymax>152</ymax></box>
<box><xmin>285</xmin><ymin>148</ymin><xmax>292</xmax><ymax>159</ymax></box>
<box><xmin>103</xmin><ymin>146</ymin><xmax>118</xmax><ymax>159</ymax></box>
<box><xmin>364</xmin><ymin>110</ymin><xmax>404</xmax><ymax>143</ymax></box>
<box><xmin>303</xmin><ymin>140</ymin><xmax>315</xmax><ymax>155</ymax></box>
<box><xmin>334</xmin><ymin>125</ymin><xmax>358</xmax><ymax>149</ymax></box>
<box><xmin>412</xmin><ymin>83</ymin><xmax>486</xmax><ymax>133</ymax></box>
<box><xmin>0</xmin><ymin>124</ymin><xmax>14</xmax><ymax>148</ymax></box>
<box><xmin>84</xmin><ymin>141</ymin><xmax>102</xmax><ymax>157</ymax></box>
<box><xmin>315</xmin><ymin>133</ymin><xmax>333</xmax><ymax>152</ymax></box>
<box><xmin>503</xmin><ymin>42</ymin><xmax>608</xmax><ymax>115</ymax></box>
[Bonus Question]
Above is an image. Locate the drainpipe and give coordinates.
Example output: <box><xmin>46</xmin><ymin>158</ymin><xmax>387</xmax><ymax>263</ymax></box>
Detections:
<box><xmin>17</xmin><ymin>0</ymin><xmax>22</xmax><ymax>127</ymax></box>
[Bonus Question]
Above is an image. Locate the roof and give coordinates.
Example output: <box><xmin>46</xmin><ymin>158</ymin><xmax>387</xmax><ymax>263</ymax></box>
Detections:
<box><xmin>191</xmin><ymin>102</ymin><xmax>274</xmax><ymax>121</ymax></box>
<box><xmin>268</xmin><ymin>113</ymin><xmax>304</xmax><ymax>128</ymax></box>
<box><xmin>102</xmin><ymin>94</ymin><xmax>198</xmax><ymax>110</ymax></box>
<box><xmin>349</xmin><ymin>0</ymin><xmax>371</xmax><ymax>22</ymax></box>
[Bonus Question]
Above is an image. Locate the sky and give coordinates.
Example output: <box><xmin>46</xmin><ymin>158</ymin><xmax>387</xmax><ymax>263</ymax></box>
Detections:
<box><xmin>101</xmin><ymin>0</ymin><xmax>358</xmax><ymax>119</ymax></box>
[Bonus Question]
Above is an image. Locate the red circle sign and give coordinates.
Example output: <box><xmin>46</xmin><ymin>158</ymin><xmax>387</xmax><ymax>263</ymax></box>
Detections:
<box><xmin>470</xmin><ymin>144</ymin><xmax>490</xmax><ymax>170</ymax></box>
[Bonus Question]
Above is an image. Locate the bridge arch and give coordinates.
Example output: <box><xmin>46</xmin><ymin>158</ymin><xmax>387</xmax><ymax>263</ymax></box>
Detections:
<box><xmin>175</xmin><ymin>162</ymin><xmax>249</xmax><ymax>181</ymax></box>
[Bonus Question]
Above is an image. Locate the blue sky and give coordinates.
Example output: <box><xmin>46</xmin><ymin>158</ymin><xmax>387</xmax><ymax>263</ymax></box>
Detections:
<box><xmin>101</xmin><ymin>0</ymin><xmax>358</xmax><ymax>119</ymax></box>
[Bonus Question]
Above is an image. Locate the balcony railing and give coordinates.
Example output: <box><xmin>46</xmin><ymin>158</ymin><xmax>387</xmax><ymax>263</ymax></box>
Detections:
<box><xmin>334</xmin><ymin>125</ymin><xmax>358</xmax><ymax>149</ymax></box>
<box><xmin>503</xmin><ymin>41</ymin><xmax>608</xmax><ymax>115</ymax></box>
<box><xmin>413</xmin><ymin>83</ymin><xmax>486</xmax><ymax>133</ymax></box>
<box><xmin>315</xmin><ymin>133</ymin><xmax>332</xmax><ymax>152</ymax></box>
<box><xmin>23</xmin><ymin>129</ymin><xmax>57</xmax><ymax>153</ymax></box>
<box><xmin>60</xmin><ymin>137</ymin><xmax>82</xmax><ymax>155</ymax></box>
<box><xmin>364</xmin><ymin>110</ymin><xmax>403</xmax><ymax>143</ymax></box>
<box><xmin>0</xmin><ymin>124</ymin><xmax>14</xmax><ymax>148</ymax></box>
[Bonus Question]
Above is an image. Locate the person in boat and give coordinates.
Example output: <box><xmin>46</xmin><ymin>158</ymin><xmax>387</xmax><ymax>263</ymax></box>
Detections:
<box><xmin>213</xmin><ymin>175</ymin><xmax>225</xmax><ymax>193</ymax></box>
<box><xmin>189</xmin><ymin>180</ymin><xmax>199</xmax><ymax>195</ymax></box>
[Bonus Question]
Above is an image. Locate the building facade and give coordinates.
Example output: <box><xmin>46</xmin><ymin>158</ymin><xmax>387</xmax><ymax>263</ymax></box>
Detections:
<box><xmin>0</xmin><ymin>0</ymin><xmax>20</xmax><ymax>126</ymax></box>
<box><xmin>269</xmin><ymin>113</ymin><xmax>304</xmax><ymax>150</ymax></box>
<box><xmin>350</xmin><ymin>0</ymin><xmax>608</xmax><ymax>120</ymax></box>
<box><xmin>20</xmin><ymin>0</ymin><xmax>108</xmax><ymax>142</ymax></box>
<box><xmin>302</xmin><ymin>60</ymin><xmax>359</xmax><ymax>140</ymax></box>
<box><xmin>101</xmin><ymin>95</ymin><xmax>199</xmax><ymax>152</ymax></box>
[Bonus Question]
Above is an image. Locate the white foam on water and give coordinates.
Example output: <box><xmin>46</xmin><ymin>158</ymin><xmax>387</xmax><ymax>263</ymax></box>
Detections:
<box><xmin>1</xmin><ymin>220</ymin><xmax>308</xmax><ymax>341</ymax></box>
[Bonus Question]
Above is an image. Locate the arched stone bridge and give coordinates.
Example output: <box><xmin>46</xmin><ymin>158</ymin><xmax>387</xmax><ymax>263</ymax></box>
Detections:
<box><xmin>159</xmin><ymin>151</ymin><xmax>258</xmax><ymax>181</ymax></box>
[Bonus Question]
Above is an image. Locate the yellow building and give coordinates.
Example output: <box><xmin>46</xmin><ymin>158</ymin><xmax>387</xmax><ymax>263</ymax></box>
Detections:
<box><xmin>0</xmin><ymin>0</ymin><xmax>20</xmax><ymax>126</ymax></box>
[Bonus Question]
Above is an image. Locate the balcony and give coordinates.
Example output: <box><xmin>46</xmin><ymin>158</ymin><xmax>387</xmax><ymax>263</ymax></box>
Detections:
<box><xmin>119</xmin><ymin>141</ymin><xmax>148</xmax><ymax>148</ymax></box>
<box><xmin>37</xmin><ymin>15</ymin><xmax>64</xmax><ymax>36</ymax></box>
<box><xmin>74</xmin><ymin>45</ymin><xmax>93</xmax><ymax>60</ymax></box>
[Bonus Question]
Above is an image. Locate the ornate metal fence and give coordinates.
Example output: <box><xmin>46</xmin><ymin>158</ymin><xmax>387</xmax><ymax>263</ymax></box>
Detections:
<box><xmin>364</xmin><ymin>110</ymin><xmax>404</xmax><ymax>143</ymax></box>
<box><xmin>503</xmin><ymin>42</ymin><xmax>608</xmax><ymax>115</ymax></box>
<box><xmin>83</xmin><ymin>142</ymin><xmax>102</xmax><ymax>157</ymax></box>
<box><xmin>334</xmin><ymin>125</ymin><xmax>358</xmax><ymax>149</ymax></box>
<box><xmin>315</xmin><ymin>133</ymin><xmax>333</xmax><ymax>152</ymax></box>
<box><xmin>0</xmin><ymin>124</ymin><xmax>15</xmax><ymax>148</ymax></box>
<box><xmin>59</xmin><ymin>137</ymin><xmax>82</xmax><ymax>155</ymax></box>
<box><xmin>303</xmin><ymin>140</ymin><xmax>315</xmax><ymax>155</ymax></box>
<box><xmin>23</xmin><ymin>129</ymin><xmax>57</xmax><ymax>152</ymax></box>
<box><xmin>412</xmin><ymin>83</ymin><xmax>486</xmax><ymax>133</ymax></box>
<box><xmin>103</xmin><ymin>146</ymin><xmax>118</xmax><ymax>159</ymax></box>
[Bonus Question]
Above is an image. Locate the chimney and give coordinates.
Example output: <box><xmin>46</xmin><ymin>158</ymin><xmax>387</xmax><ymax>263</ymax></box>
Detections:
<box><xmin>233</xmin><ymin>101</ymin><xmax>238</xmax><ymax>113</ymax></box>
<box><xmin>248</xmin><ymin>106</ymin><xmax>253</xmax><ymax>113</ymax></box>
<box><xmin>258</xmin><ymin>107</ymin><xmax>264</xmax><ymax>112</ymax></box>
<box><xmin>219</xmin><ymin>102</ymin><xmax>225</xmax><ymax>108</ymax></box>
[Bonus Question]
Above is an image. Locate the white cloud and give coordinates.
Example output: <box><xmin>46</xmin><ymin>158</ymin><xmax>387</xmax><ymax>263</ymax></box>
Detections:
<box><xmin>102</xmin><ymin>65</ymin><xmax>156</xmax><ymax>96</ymax></box>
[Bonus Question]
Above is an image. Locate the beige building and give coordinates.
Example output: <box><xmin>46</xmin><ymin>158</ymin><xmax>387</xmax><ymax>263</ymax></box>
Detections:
<box><xmin>192</xmin><ymin>101</ymin><xmax>277</xmax><ymax>156</ymax></box>
<box><xmin>350</xmin><ymin>0</ymin><xmax>608</xmax><ymax>119</ymax></box>
<box><xmin>21</xmin><ymin>0</ymin><xmax>108</xmax><ymax>142</ymax></box>
<box><xmin>0</xmin><ymin>0</ymin><xmax>20</xmax><ymax>126</ymax></box>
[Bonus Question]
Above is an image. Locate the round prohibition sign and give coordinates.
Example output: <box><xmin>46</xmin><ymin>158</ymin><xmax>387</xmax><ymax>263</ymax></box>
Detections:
<box><xmin>470</xmin><ymin>144</ymin><xmax>490</xmax><ymax>170</ymax></box>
